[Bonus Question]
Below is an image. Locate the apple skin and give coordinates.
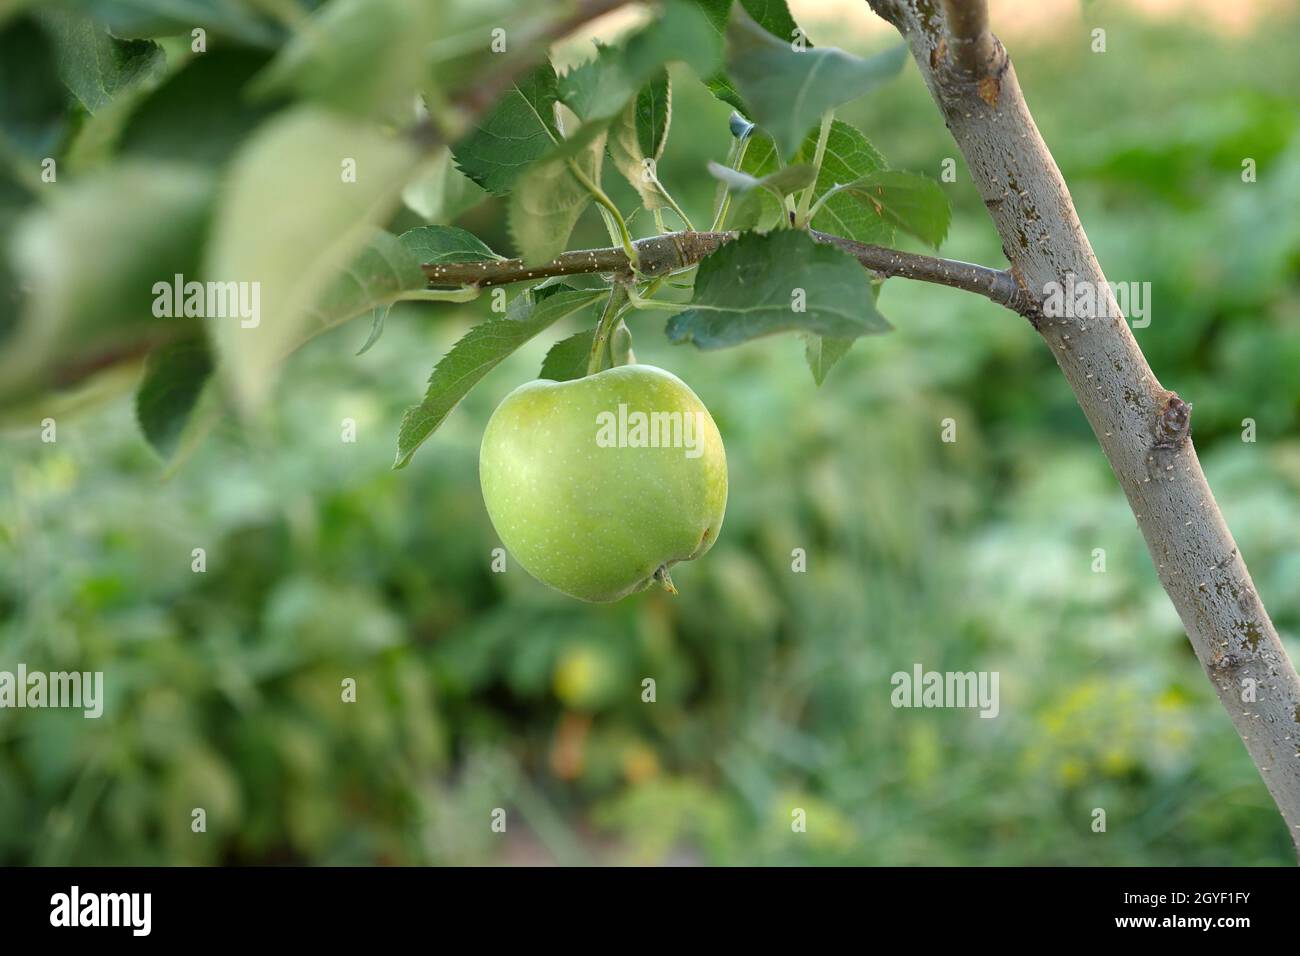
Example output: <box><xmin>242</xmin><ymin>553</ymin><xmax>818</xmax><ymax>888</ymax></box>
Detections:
<box><xmin>479</xmin><ymin>364</ymin><xmax>727</xmax><ymax>603</ymax></box>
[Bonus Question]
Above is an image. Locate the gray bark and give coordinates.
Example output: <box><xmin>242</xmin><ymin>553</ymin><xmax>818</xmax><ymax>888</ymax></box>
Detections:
<box><xmin>867</xmin><ymin>0</ymin><xmax>1300</xmax><ymax>854</ymax></box>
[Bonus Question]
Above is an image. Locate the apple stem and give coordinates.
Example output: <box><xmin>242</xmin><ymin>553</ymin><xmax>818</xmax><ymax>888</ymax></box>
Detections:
<box><xmin>654</xmin><ymin>565</ymin><xmax>678</xmax><ymax>595</ymax></box>
<box><xmin>586</xmin><ymin>284</ymin><xmax>631</xmax><ymax>375</ymax></box>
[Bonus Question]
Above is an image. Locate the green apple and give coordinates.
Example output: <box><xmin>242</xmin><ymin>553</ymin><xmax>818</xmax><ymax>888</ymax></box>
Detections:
<box><xmin>479</xmin><ymin>364</ymin><xmax>727</xmax><ymax>602</ymax></box>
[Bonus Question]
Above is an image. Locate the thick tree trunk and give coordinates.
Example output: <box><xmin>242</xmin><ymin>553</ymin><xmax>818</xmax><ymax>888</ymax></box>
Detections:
<box><xmin>866</xmin><ymin>0</ymin><xmax>1300</xmax><ymax>853</ymax></box>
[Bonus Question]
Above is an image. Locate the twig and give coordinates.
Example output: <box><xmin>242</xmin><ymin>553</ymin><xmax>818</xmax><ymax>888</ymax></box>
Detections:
<box><xmin>422</xmin><ymin>229</ymin><xmax>1037</xmax><ymax>316</ymax></box>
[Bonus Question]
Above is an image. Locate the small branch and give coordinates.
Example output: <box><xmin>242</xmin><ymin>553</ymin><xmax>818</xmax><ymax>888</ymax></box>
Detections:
<box><xmin>808</xmin><ymin>231</ymin><xmax>1033</xmax><ymax>314</ymax></box>
<box><xmin>940</xmin><ymin>0</ymin><xmax>995</xmax><ymax>77</ymax></box>
<box><xmin>421</xmin><ymin>233</ymin><xmax>725</xmax><ymax>288</ymax></box>
<box><xmin>422</xmin><ymin>229</ymin><xmax>1035</xmax><ymax>315</ymax></box>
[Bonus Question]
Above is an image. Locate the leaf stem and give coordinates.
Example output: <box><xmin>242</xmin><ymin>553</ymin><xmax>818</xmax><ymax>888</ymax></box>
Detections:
<box><xmin>710</xmin><ymin>136</ymin><xmax>751</xmax><ymax>232</ymax></box>
<box><xmin>568</xmin><ymin>160</ymin><xmax>639</xmax><ymax>268</ymax></box>
<box><xmin>795</xmin><ymin>110</ymin><xmax>834</xmax><ymax>228</ymax></box>
<box><xmin>652</xmin><ymin>175</ymin><xmax>695</xmax><ymax>231</ymax></box>
<box><xmin>624</xmin><ymin>284</ymin><xmax>689</xmax><ymax>314</ymax></box>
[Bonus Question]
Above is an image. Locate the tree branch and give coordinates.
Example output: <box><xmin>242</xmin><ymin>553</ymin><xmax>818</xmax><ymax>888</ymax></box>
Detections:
<box><xmin>422</xmin><ymin>229</ymin><xmax>1035</xmax><ymax>313</ymax></box>
<box><xmin>868</xmin><ymin>0</ymin><xmax>1300</xmax><ymax>855</ymax></box>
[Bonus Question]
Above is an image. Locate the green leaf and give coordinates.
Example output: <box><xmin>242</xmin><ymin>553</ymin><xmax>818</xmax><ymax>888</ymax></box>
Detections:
<box><xmin>636</xmin><ymin>70</ymin><xmax>672</xmax><ymax>161</ymax></box>
<box><xmin>804</xmin><ymin>335</ymin><xmax>853</xmax><ymax>385</ymax></box>
<box><xmin>507</xmin><ymin>121</ymin><xmax>605</xmax><ymax>265</ymax></box>
<box><xmin>252</xmin><ymin>0</ymin><xmax>436</xmax><ymax>119</ymax></box>
<box><xmin>452</xmin><ymin>62</ymin><xmax>561</xmax><ymax>197</ymax></box>
<box><xmin>305</xmin><ymin>229</ymin><xmax>428</xmax><ymax>335</ymax></box>
<box><xmin>355</xmin><ymin>305</ymin><xmax>389</xmax><ymax>356</ymax></box>
<box><xmin>539</xmin><ymin>328</ymin><xmax>597</xmax><ymax>382</ymax></box>
<box><xmin>735</xmin><ymin>0</ymin><xmax>801</xmax><ymax>40</ymax></box>
<box><xmin>204</xmin><ymin>107</ymin><xmax>417</xmax><ymax>409</ymax></box>
<box><xmin>804</xmin><ymin>277</ymin><xmax>884</xmax><ymax>385</ymax></box>
<box><xmin>39</xmin><ymin>9</ymin><xmax>165</xmax><ymax>113</ymax></box>
<box><xmin>559</xmin><ymin>1</ymin><xmax>719</xmax><ymax>124</ymax></box>
<box><xmin>608</xmin><ymin>84</ymin><xmax>661</xmax><ymax>211</ymax></box>
<box><xmin>708</xmin><ymin>159</ymin><xmax>815</xmax><ymax>197</ymax></box>
<box><xmin>70</xmin><ymin>0</ymin><xmax>282</xmax><ymax>46</ymax></box>
<box><xmin>728</xmin><ymin>129</ymin><xmax>786</xmax><ymax>231</ymax></box>
<box><xmin>724</xmin><ymin>7</ymin><xmax>905</xmax><ymax>157</ymax></box>
<box><xmin>401</xmin><ymin>147</ymin><xmax>486</xmax><ymax>222</ymax></box>
<box><xmin>605</xmin><ymin>69</ymin><xmax>674</xmax><ymax>211</ymax></box>
<box><xmin>135</xmin><ymin>335</ymin><xmax>214</xmax><ymax>457</ymax></box>
<box><xmin>735</xmin><ymin>132</ymin><xmax>951</xmax><ymax>257</ymax></box>
<box><xmin>825</xmin><ymin>170</ymin><xmax>951</xmax><ymax>248</ymax></box>
<box><xmin>399</xmin><ymin>225</ymin><xmax>499</xmax><ymax>267</ymax></box>
<box><xmin>118</xmin><ymin>49</ymin><xmax>282</xmax><ymax>166</ymax></box>
<box><xmin>665</xmin><ymin>230</ymin><xmax>890</xmax><ymax>349</ymax></box>
<box><xmin>800</xmin><ymin>121</ymin><xmax>892</xmax><ymax>244</ymax></box>
<box><xmin>557</xmin><ymin>43</ymin><xmax>628</xmax><ymax>124</ymax></box>
<box><xmin>393</xmin><ymin>289</ymin><xmax>605</xmax><ymax>468</ymax></box>
<box><xmin>692</xmin><ymin>0</ymin><xmax>805</xmax><ymax>110</ymax></box>
<box><xmin>533</xmin><ymin>274</ymin><xmax>611</xmax><ymax>297</ymax></box>
<box><xmin>0</xmin><ymin>16</ymin><xmax>68</xmax><ymax>159</ymax></box>
<box><xmin>0</xmin><ymin>163</ymin><xmax>214</xmax><ymax>400</ymax></box>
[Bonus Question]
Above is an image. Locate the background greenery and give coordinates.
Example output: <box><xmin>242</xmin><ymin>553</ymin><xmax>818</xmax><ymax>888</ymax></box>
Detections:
<box><xmin>1</xmin><ymin>1</ymin><xmax>1299</xmax><ymax>864</ymax></box>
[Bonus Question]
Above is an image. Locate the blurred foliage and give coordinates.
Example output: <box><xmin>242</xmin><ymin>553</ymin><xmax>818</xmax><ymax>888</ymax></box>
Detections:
<box><xmin>1</xmin><ymin>1</ymin><xmax>1299</xmax><ymax>865</ymax></box>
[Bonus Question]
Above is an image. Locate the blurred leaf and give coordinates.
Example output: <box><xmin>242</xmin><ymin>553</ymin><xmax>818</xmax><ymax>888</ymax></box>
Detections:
<box><xmin>399</xmin><ymin>224</ymin><xmax>499</xmax><ymax>266</ymax></box>
<box><xmin>0</xmin><ymin>16</ymin><xmax>68</xmax><ymax>158</ymax></box>
<box><xmin>724</xmin><ymin>7</ymin><xmax>905</xmax><ymax>157</ymax></box>
<box><xmin>252</xmin><ymin>0</ymin><xmax>436</xmax><ymax>119</ymax></box>
<box><xmin>71</xmin><ymin>0</ymin><xmax>282</xmax><ymax>45</ymax></box>
<box><xmin>665</xmin><ymin>230</ymin><xmax>889</xmax><ymax>348</ymax></box>
<box><xmin>692</xmin><ymin>0</ymin><xmax>805</xmax><ymax>111</ymax></box>
<box><xmin>539</xmin><ymin>328</ymin><xmax>596</xmax><ymax>382</ymax></box>
<box><xmin>355</xmin><ymin>305</ymin><xmax>389</xmax><ymax>356</ymax></box>
<box><xmin>401</xmin><ymin>147</ymin><xmax>486</xmax><ymax>222</ymax></box>
<box><xmin>305</xmin><ymin>229</ymin><xmax>427</xmax><ymax>334</ymax></box>
<box><xmin>1</xmin><ymin>162</ymin><xmax>214</xmax><ymax>400</ymax></box>
<box><xmin>804</xmin><ymin>335</ymin><xmax>853</xmax><ymax>385</ymax></box>
<box><xmin>393</xmin><ymin>289</ymin><xmax>605</xmax><ymax>468</ymax></box>
<box><xmin>558</xmin><ymin>1</ymin><xmax>719</xmax><ymax>124</ymax></box>
<box><xmin>204</xmin><ymin>107</ymin><xmax>417</xmax><ymax>409</ymax></box>
<box><xmin>119</xmin><ymin>49</ymin><xmax>281</xmax><ymax>165</ymax></box>
<box><xmin>452</xmin><ymin>62</ymin><xmax>561</xmax><ymax>197</ymax></box>
<box><xmin>708</xmin><ymin>159</ymin><xmax>815</xmax><ymax>197</ymax></box>
<box><xmin>39</xmin><ymin>8</ymin><xmax>164</xmax><ymax>112</ymax></box>
<box><xmin>135</xmin><ymin>334</ymin><xmax>213</xmax><ymax>457</ymax></box>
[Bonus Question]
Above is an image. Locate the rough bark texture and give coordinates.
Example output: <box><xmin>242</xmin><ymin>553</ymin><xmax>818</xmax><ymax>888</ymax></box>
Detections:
<box><xmin>867</xmin><ymin>0</ymin><xmax>1300</xmax><ymax>852</ymax></box>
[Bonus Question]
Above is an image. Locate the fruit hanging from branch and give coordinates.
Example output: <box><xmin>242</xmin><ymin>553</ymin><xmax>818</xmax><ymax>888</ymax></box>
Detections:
<box><xmin>479</xmin><ymin>365</ymin><xmax>727</xmax><ymax>603</ymax></box>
